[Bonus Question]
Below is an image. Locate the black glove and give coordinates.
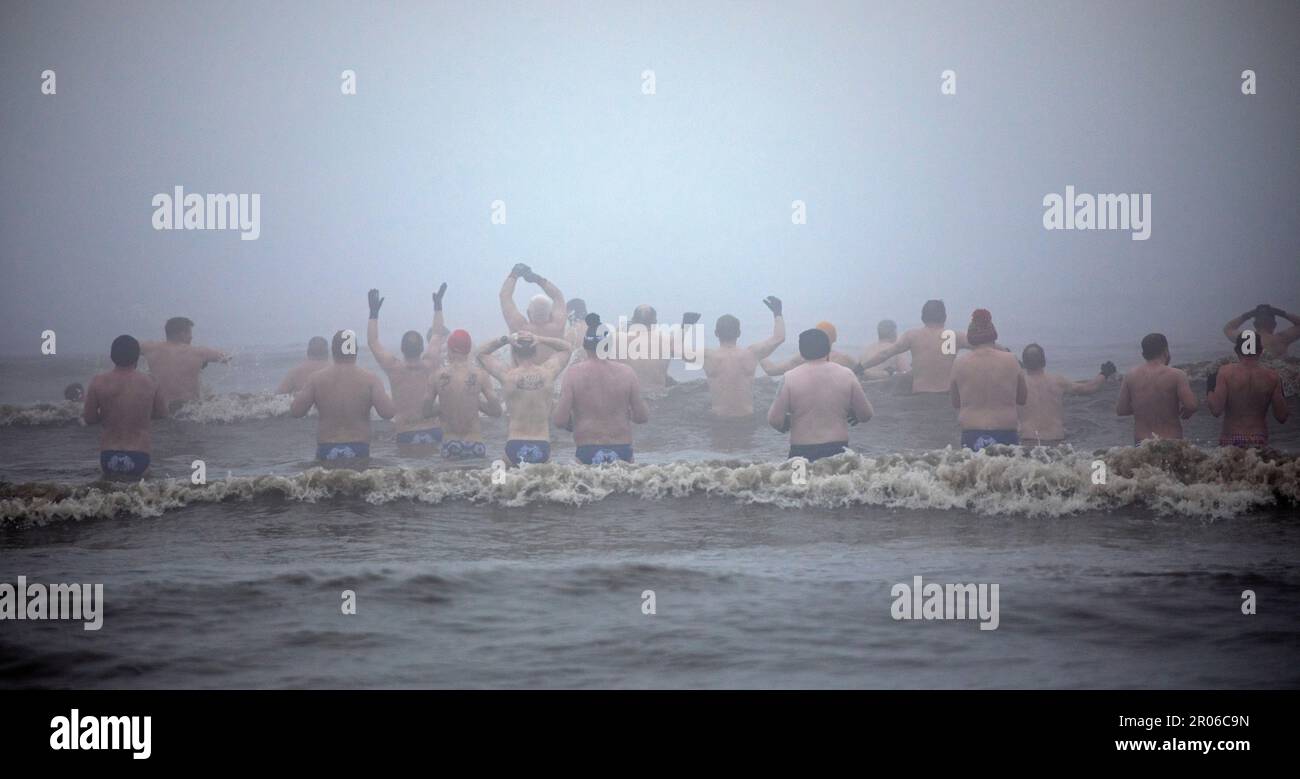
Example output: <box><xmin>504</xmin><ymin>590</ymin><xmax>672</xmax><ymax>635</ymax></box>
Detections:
<box><xmin>368</xmin><ymin>289</ymin><xmax>384</xmax><ymax>319</ymax></box>
<box><xmin>1206</xmin><ymin>368</ymin><xmax>1218</xmax><ymax>394</ymax></box>
<box><xmin>511</xmin><ymin>262</ymin><xmax>532</xmax><ymax>279</ymax></box>
<box><xmin>762</xmin><ymin>295</ymin><xmax>782</xmax><ymax>316</ymax></box>
<box><xmin>1100</xmin><ymin>361</ymin><xmax>1117</xmax><ymax>378</ymax></box>
<box><xmin>682</xmin><ymin>312</ymin><xmax>701</xmax><ymax>327</ymax></box>
<box><xmin>523</xmin><ymin>269</ymin><xmax>542</xmax><ymax>284</ymax></box>
<box><xmin>432</xmin><ymin>282</ymin><xmax>447</xmax><ymax>311</ymax></box>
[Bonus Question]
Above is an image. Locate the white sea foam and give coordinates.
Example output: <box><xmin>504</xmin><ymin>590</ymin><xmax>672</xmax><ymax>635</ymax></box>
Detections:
<box><xmin>3</xmin><ymin>440</ymin><xmax>1294</xmax><ymax>524</ymax></box>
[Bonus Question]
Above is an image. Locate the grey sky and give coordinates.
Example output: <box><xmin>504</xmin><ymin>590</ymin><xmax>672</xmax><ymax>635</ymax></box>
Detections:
<box><xmin>2</xmin><ymin>0</ymin><xmax>1297</xmax><ymax>357</ymax></box>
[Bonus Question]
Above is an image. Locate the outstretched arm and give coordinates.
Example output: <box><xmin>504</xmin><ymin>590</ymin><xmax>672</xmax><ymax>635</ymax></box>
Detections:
<box><xmin>750</xmin><ymin>296</ymin><xmax>786</xmax><ymax>359</ymax></box>
<box><xmin>858</xmin><ymin>333</ymin><xmax>910</xmax><ymax>371</ymax></box>
<box><xmin>761</xmin><ymin>354</ymin><xmax>803</xmax><ymax>376</ymax></box>
<box><xmin>1068</xmin><ymin>372</ymin><xmax>1107</xmax><ymax>395</ymax></box>
<box><xmin>367</xmin><ymin>289</ymin><xmax>396</xmax><ymax>369</ymax></box>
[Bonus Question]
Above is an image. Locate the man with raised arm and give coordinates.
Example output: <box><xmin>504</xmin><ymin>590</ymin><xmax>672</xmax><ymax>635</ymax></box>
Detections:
<box><xmin>552</xmin><ymin>314</ymin><xmax>649</xmax><ymax>464</ymax></box>
<box><xmin>1016</xmin><ymin>343</ymin><xmax>1115</xmax><ymax>446</ymax></box>
<box><xmin>140</xmin><ymin>316</ymin><xmax>230</xmax><ymax>409</ymax></box>
<box><xmin>702</xmin><ymin>296</ymin><xmax>785</xmax><ymax>417</ymax></box>
<box><xmin>276</xmin><ymin>337</ymin><xmax>330</xmax><ymax>395</ymax></box>
<box><xmin>427</xmin><ymin>330</ymin><xmax>502</xmax><ymax>460</ymax></box>
<box><xmin>83</xmin><ymin>335</ymin><xmax>168</xmax><ymax>480</ymax></box>
<box><xmin>1116</xmin><ymin>333</ymin><xmax>1198</xmax><ymax>443</ymax></box>
<box><xmin>760</xmin><ymin>320</ymin><xmax>856</xmax><ymax>375</ymax></box>
<box><xmin>615</xmin><ymin>304</ymin><xmax>703</xmax><ymax>391</ymax></box>
<box><xmin>476</xmin><ymin>331</ymin><xmax>574</xmax><ymax>465</ymax></box>
<box><xmin>1222</xmin><ymin>304</ymin><xmax>1300</xmax><ymax>358</ymax></box>
<box><xmin>767</xmin><ymin>328</ymin><xmax>873</xmax><ymax>462</ymax></box>
<box><xmin>367</xmin><ymin>285</ymin><xmax>448</xmax><ymax>452</ymax></box>
<box><xmin>858</xmin><ymin>300</ymin><xmax>976</xmax><ymax>393</ymax></box>
<box><xmin>1208</xmin><ymin>330</ymin><xmax>1290</xmax><ymax>447</ymax></box>
<box><xmin>291</xmin><ymin>330</ymin><xmax>396</xmax><ymax>464</ymax></box>
<box><xmin>948</xmin><ymin>310</ymin><xmax>1028</xmax><ymax>450</ymax></box>
<box><xmin>500</xmin><ymin>263</ymin><xmax>568</xmax><ymax>361</ymax></box>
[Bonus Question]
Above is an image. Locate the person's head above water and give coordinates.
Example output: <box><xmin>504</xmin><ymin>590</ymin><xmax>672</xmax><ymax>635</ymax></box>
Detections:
<box><xmin>111</xmin><ymin>334</ymin><xmax>141</xmax><ymax>368</ymax></box>
<box><xmin>164</xmin><ymin>316</ymin><xmax>194</xmax><ymax>343</ymax></box>
<box><xmin>583</xmin><ymin>313</ymin><xmax>604</xmax><ymax>353</ymax></box>
<box><xmin>307</xmin><ymin>336</ymin><xmax>329</xmax><ymax>360</ymax></box>
<box><xmin>527</xmin><ymin>294</ymin><xmax>553</xmax><ymax>324</ymax></box>
<box><xmin>921</xmin><ymin>299</ymin><xmax>946</xmax><ymax>326</ymax></box>
<box><xmin>567</xmin><ymin>298</ymin><xmax>588</xmax><ymax>322</ymax></box>
<box><xmin>631</xmin><ymin>305</ymin><xmax>657</xmax><ymax>327</ymax></box>
<box><xmin>446</xmin><ymin>329</ymin><xmax>472</xmax><ymax>357</ymax></box>
<box><xmin>715</xmin><ymin>314</ymin><xmax>740</xmax><ymax>343</ymax></box>
<box><xmin>400</xmin><ymin>330</ymin><xmax>424</xmax><ymax>360</ymax></box>
<box><xmin>799</xmin><ymin>328</ymin><xmax>832</xmax><ymax>361</ymax></box>
<box><xmin>1141</xmin><ymin>332</ymin><xmax>1169</xmax><ymax>363</ymax></box>
<box><xmin>64</xmin><ymin>382</ymin><xmax>85</xmax><ymax>401</ymax></box>
<box><xmin>511</xmin><ymin>331</ymin><xmax>539</xmax><ymax>362</ymax></box>
<box><xmin>967</xmin><ymin>309</ymin><xmax>998</xmax><ymax>346</ymax></box>
<box><xmin>332</xmin><ymin>330</ymin><xmax>357</xmax><ymax>363</ymax></box>
<box><xmin>1022</xmin><ymin>343</ymin><xmax>1046</xmax><ymax>371</ymax></box>
<box><xmin>877</xmin><ymin>319</ymin><xmax>898</xmax><ymax>341</ymax></box>
<box><xmin>1235</xmin><ymin>329</ymin><xmax>1261</xmax><ymax>359</ymax></box>
<box><xmin>815</xmin><ymin>321</ymin><xmax>837</xmax><ymax>344</ymax></box>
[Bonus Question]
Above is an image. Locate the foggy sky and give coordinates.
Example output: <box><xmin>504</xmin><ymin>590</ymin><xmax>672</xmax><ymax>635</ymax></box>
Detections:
<box><xmin>2</xmin><ymin>0</ymin><xmax>1298</xmax><ymax>357</ymax></box>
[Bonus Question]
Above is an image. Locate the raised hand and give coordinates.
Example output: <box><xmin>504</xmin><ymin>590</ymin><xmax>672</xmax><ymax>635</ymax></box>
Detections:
<box><xmin>432</xmin><ymin>282</ymin><xmax>447</xmax><ymax>311</ymax></box>
<box><xmin>1100</xmin><ymin>360</ymin><xmax>1117</xmax><ymax>378</ymax></box>
<box><xmin>511</xmin><ymin>262</ymin><xmax>532</xmax><ymax>279</ymax></box>
<box><xmin>762</xmin><ymin>295</ymin><xmax>782</xmax><ymax>316</ymax></box>
<box><xmin>682</xmin><ymin>312</ymin><xmax>702</xmax><ymax>326</ymax></box>
<box><xmin>368</xmin><ymin>289</ymin><xmax>384</xmax><ymax>318</ymax></box>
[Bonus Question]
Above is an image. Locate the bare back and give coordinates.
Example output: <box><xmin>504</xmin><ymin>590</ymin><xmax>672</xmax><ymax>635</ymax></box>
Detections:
<box><xmin>951</xmin><ymin>347</ymin><xmax>1026</xmax><ymax>430</ymax></box>
<box><xmin>768</xmin><ymin>361</ymin><xmax>872</xmax><ymax>445</ymax></box>
<box><xmin>1117</xmin><ymin>362</ymin><xmax>1196</xmax><ymax>442</ymax></box>
<box><xmin>1211</xmin><ymin>362</ymin><xmax>1288</xmax><ymax>441</ymax></box>
<box><xmin>1018</xmin><ymin>371</ymin><xmax>1069</xmax><ymax>441</ymax></box>
<box><xmin>141</xmin><ymin>341</ymin><xmax>225</xmax><ymax>404</ymax></box>
<box><xmin>292</xmin><ymin>363</ymin><xmax>394</xmax><ymax>444</ymax></box>
<box><xmin>704</xmin><ymin>346</ymin><xmax>761</xmax><ymax>417</ymax></box>
<box><xmin>553</xmin><ymin>358</ymin><xmax>647</xmax><ymax>446</ymax></box>
<box><xmin>432</xmin><ymin>361</ymin><xmax>494</xmax><ymax>441</ymax></box>
<box><xmin>379</xmin><ymin>358</ymin><xmax>436</xmax><ymax>433</ymax></box>
<box><xmin>83</xmin><ymin>368</ymin><xmax>166</xmax><ymax>452</ymax></box>
<box><xmin>903</xmin><ymin>325</ymin><xmax>961</xmax><ymax>393</ymax></box>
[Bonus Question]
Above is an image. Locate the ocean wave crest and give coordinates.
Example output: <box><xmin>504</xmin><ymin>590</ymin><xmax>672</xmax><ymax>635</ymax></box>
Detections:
<box><xmin>2</xmin><ymin>440</ymin><xmax>1295</xmax><ymax>524</ymax></box>
<box><xmin>0</xmin><ymin>393</ymin><xmax>295</xmax><ymax>427</ymax></box>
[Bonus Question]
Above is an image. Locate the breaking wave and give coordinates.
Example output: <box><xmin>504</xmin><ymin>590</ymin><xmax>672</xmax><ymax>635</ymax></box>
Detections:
<box><xmin>3</xmin><ymin>440</ymin><xmax>1296</xmax><ymax>524</ymax></box>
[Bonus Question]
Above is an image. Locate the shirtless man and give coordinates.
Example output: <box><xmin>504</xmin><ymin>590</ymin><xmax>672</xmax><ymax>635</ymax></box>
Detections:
<box><xmin>1116</xmin><ymin>333</ymin><xmax>1198</xmax><ymax>443</ymax></box>
<box><xmin>290</xmin><ymin>330</ymin><xmax>396</xmax><ymax>464</ymax></box>
<box><xmin>552</xmin><ymin>314</ymin><xmax>649</xmax><ymax>464</ymax></box>
<box><xmin>367</xmin><ymin>285</ymin><xmax>448</xmax><ymax>452</ymax></box>
<box><xmin>82</xmin><ymin>335</ymin><xmax>168</xmax><ymax>480</ymax></box>
<box><xmin>140</xmin><ymin>317</ymin><xmax>230</xmax><ymax>409</ymax></box>
<box><xmin>767</xmin><ymin>328</ymin><xmax>873</xmax><ymax>461</ymax></box>
<box><xmin>950</xmin><ymin>309</ymin><xmax>1027</xmax><ymax>450</ymax></box>
<box><xmin>1207</xmin><ymin>330</ymin><xmax>1289</xmax><ymax>447</ymax></box>
<box><xmin>702</xmin><ymin>296</ymin><xmax>785</xmax><ymax>417</ymax></box>
<box><xmin>1222</xmin><ymin>304</ymin><xmax>1300</xmax><ymax>358</ymax></box>
<box><xmin>617</xmin><ymin>304</ymin><xmax>702</xmax><ymax>390</ymax></box>
<box><xmin>859</xmin><ymin>300</ymin><xmax>976</xmax><ymax>393</ymax></box>
<box><xmin>761</xmin><ymin>320</ymin><xmax>856</xmax><ymax>375</ymax></box>
<box><xmin>500</xmin><ymin>263</ymin><xmax>568</xmax><ymax>362</ymax></box>
<box><xmin>427</xmin><ymin>330</ymin><xmax>502</xmax><ymax>460</ymax></box>
<box><xmin>1017</xmin><ymin>343</ymin><xmax>1115</xmax><ymax>446</ymax></box>
<box><xmin>477</xmin><ymin>331</ymin><xmax>574</xmax><ymax>464</ymax></box>
<box><xmin>858</xmin><ymin>320</ymin><xmax>911</xmax><ymax>380</ymax></box>
<box><xmin>276</xmin><ymin>337</ymin><xmax>330</xmax><ymax>394</ymax></box>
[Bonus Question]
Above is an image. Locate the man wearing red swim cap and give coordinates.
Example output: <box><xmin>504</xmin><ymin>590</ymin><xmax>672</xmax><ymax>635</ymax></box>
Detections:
<box><xmin>427</xmin><ymin>329</ymin><xmax>502</xmax><ymax>460</ymax></box>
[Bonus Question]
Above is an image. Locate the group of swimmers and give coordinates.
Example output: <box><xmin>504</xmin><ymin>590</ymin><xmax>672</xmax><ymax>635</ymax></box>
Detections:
<box><xmin>74</xmin><ymin>264</ymin><xmax>1297</xmax><ymax>479</ymax></box>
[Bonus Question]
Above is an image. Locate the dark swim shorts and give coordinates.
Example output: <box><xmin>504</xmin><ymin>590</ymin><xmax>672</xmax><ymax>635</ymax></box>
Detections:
<box><xmin>576</xmin><ymin>444</ymin><xmax>633</xmax><ymax>465</ymax></box>
<box><xmin>961</xmin><ymin>429</ymin><xmax>1019</xmax><ymax>451</ymax></box>
<box><xmin>505</xmin><ymin>439</ymin><xmax>551</xmax><ymax>465</ymax></box>
<box><xmin>316</xmin><ymin>442</ymin><xmax>370</xmax><ymax>461</ymax></box>
<box><xmin>100</xmin><ymin>450</ymin><xmax>151</xmax><ymax>478</ymax></box>
<box><xmin>787</xmin><ymin>441</ymin><xmax>850</xmax><ymax>462</ymax></box>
